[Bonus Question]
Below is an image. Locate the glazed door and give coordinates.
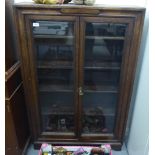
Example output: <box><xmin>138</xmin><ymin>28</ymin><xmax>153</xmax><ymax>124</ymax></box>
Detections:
<box><xmin>25</xmin><ymin>16</ymin><xmax>79</xmax><ymax>139</ymax></box>
<box><xmin>79</xmin><ymin>17</ymin><xmax>134</xmax><ymax>139</ymax></box>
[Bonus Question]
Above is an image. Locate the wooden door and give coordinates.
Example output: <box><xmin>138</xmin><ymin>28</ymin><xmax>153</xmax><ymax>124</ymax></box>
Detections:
<box><xmin>79</xmin><ymin>16</ymin><xmax>135</xmax><ymax>144</ymax></box>
<box><xmin>22</xmin><ymin>15</ymin><xmax>80</xmax><ymax>142</ymax></box>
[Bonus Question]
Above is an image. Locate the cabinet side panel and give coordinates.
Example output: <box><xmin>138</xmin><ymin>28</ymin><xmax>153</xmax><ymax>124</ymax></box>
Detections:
<box><xmin>115</xmin><ymin>11</ymin><xmax>145</xmax><ymax>141</ymax></box>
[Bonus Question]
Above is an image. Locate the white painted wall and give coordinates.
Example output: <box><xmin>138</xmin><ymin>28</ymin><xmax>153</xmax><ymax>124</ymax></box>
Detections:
<box><xmin>126</xmin><ymin>3</ymin><xmax>149</xmax><ymax>154</ymax></box>
<box><xmin>95</xmin><ymin>0</ymin><xmax>146</xmax><ymax>6</ymax></box>
<box><xmin>127</xmin><ymin>39</ymin><xmax>149</xmax><ymax>154</ymax></box>
<box><xmin>126</xmin><ymin>28</ymin><xmax>148</xmax><ymax>155</ymax></box>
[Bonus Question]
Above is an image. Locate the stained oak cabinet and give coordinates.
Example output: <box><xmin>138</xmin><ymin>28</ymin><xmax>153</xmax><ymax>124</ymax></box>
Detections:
<box><xmin>14</xmin><ymin>3</ymin><xmax>145</xmax><ymax>150</ymax></box>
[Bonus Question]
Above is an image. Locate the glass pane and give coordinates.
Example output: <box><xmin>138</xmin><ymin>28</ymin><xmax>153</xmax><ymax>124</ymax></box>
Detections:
<box><xmin>82</xmin><ymin>93</ymin><xmax>117</xmax><ymax>133</ymax></box>
<box><xmin>32</xmin><ymin>21</ymin><xmax>75</xmax><ymax>134</ymax></box>
<box><xmin>82</xmin><ymin>22</ymin><xmax>127</xmax><ymax>134</ymax></box>
<box><xmin>38</xmin><ymin>69</ymin><xmax>73</xmax><ymax>91</ymax></box>
<box><xmin>40</xmin><ymin>92</ymin><xmax>74</xmax><ymax>132</ymax></box>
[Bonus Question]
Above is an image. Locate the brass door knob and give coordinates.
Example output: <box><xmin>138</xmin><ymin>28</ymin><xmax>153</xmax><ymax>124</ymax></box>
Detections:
<box><xmin>79</xmin><ymin>87</ymin><xmax>84</xmax><ymax>96</ymax></box>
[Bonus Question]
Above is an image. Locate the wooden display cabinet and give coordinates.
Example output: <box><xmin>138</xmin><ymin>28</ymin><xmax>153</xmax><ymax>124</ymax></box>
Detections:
<box><xmin>14</xmin><ymin>3</ymin><xmax>145</xmax><ymax>150</ymax></box>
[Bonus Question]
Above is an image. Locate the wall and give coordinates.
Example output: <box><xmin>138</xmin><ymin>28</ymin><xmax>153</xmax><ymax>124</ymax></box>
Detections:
<box><xmin>95</xmin><ymin>0</ymin><xmax>146</xmax><ymax>6</ymax></box>
<box><xmin>125</xmin><ymin>3</ymin><xmax>149</xmax><ymax>155</ymax></box>
<box><xmin>126</xmin><ymin>29</ymin><xmax>148</xmax><ymax>155</ymax></box>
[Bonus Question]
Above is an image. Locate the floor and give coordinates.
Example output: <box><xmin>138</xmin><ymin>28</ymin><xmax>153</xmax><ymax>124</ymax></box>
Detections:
<box><xmin>26</xmin><ymin>143</ymin><xmax>128</xmax><ymax>155</ymax></box>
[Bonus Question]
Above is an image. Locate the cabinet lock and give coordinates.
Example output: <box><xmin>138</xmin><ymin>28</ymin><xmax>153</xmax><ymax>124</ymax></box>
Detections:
<box><xmin>79</xmin><ymin>87</ymin><xmax>84</xmax><ymax>96</ymax></box>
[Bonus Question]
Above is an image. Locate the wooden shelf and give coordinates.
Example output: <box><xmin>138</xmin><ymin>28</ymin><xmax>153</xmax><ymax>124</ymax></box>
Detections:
<box><xmin>42</xmin><ymin>110</ymin><xmax>114</xmax><ymax>116</ymax></box>
<box><xmin>81</xmin><ymin>133</ymin><xmax>113</xmax><ymax>136</ymax></box>
<box><xmin>84</xmin><ymin>110</ymin><xmax>115</xmax><ymax>116</ymax></box>
<box><xmin>85</xmin><ymin>62</ymin><xmax>121</xmax><ymax>70</ymax></box>
<box><xmin>39</xmin><ymin>84</ymin><xmax>118</xmax><ymax>93</ymax></box>
<box><xmin>42</xmin><ymin>132</ymin><xmax>75</xmax><ymax>135</ymax></box>
<box><xmin>37</xmin><ymin>61</ymin><xmax>73</xmax><ymax>69</ymax></box>
<box><xmin>85</xmin><ymin>36</ymin><xmax>125</xmax><ymax>40</ymax></box>
<box><xmin>84</xmin><ymin>85</ymin><xmax>118</xmax><ymax>93</ymax></box>
<box><xmin>38</xmin><ymin>61</ymin><xmax>120</xmax><ymax>70</ymax></box>
<box><xmin>34</xmin><ymin>35</ymin><xmax>74</xmax><ymax>39</ymax></box>
<box><xmin>39</xmin><ymin>84</ymin><xmax>73</xmax><ymax>92</ymax></box>
<box><xmin>40</xmin><ymin>100</ymin><xmax>74</xmax><ymax>115</ymax></box>
<box><xmin>42</xmin><ymin>111</ymin><xmax>74</xmax><ymax>115</ymax></box>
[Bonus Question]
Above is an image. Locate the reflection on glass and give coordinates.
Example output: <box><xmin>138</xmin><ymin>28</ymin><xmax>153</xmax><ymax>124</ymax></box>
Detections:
<box><xmin>32</xmin><ymin>21</ymin><xmax>75</xmax><ymax>133</ymax></box>
<box><xmin>36</xmin><ymin>42</ymin><xmax>73</xmax><ymax>61</ymax></box>
<box><xmin>85</xmin><ymin>23</ymin><xmax>126</xmax><ymax>37</ymax></box>
<box><xmin>84</xmin><ymin>70</ymin><xmax>120</xmax><ymax>92</ymax></box>
<box><xmin>82</xmin><ymin>93</ymin><xmax>117</xmax><ymax>133</ymax></box>
<box><xmin>82</xmin><ymin>22</ymin><xmax>127</xmax><ymax>134</ymax></box>
<box><xmin>38</xmin><ymin>69</ymin><xmax>73</xmax><ymax>91</ymax></box>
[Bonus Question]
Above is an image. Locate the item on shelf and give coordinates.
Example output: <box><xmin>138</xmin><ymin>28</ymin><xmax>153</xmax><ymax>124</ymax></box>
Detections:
<box><xmin>33</xmin><ymin>21</ymin><xmax>68</xmax><ymax>35</ymax></box>
<box><xmin>55</xmin><ymin>147</ymin><xmax>67</xmax><ymax>155</ymax></box>
<box><xmin>33</xmin><ymin>0</ymin><xmax>63</xmax><ymax>4</ymax></box>
<box><xmin>102</xmin><ymin>128</ymin><xmax>108</xmax><ymax>133</ymax></box>
<box><xmin>85</xmin><ymin>106</ymin><xmax>104</xmax><ymax>115</ymax></box>
<box><xmin>58</xmin><ymin>118</ymin><xmax>67</xmax><ymax>131</ymax></box>
<box><xmin>44</xmin><ymin>114</ymin><xmax>74</xmax><ymax>132</ymax></box>
<box><xmin>39</xmin><ymin>143</ymin><xmax>53</xmax><ymax>155</ymax></box>
<box><xmin>83</xmin><ymin>114</ymin><xmax>106</xmax><ymax>133</ymax></box>
<box><xmin>73</xmin><ymin>0</ymin><xmax>84</xmax><ymax>4</ymax></box>
<box><xmin>84</xmin><ymin>0</ymin><xmax>95</xmax><ymax>5</ymax></box>
<box><xmin>83</xmin><ymin>125</ymin><xmax>89</xmax><ymax>133</ymax></box>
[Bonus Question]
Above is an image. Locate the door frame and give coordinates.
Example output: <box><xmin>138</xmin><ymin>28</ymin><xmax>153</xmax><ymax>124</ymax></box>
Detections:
<box><xmin>79</xmin><ymin>16</ymin><xmax>135</xmax><ymax>141</ymax></box>
<box><xmin>23</xmin><ymin>14</ymin><xmax>80</xmax><ymax>141</ymax></box>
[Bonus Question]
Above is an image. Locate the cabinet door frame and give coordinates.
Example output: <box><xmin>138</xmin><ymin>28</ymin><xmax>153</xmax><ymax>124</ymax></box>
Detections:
<box><xmin>79</xmin><ymin>16</ymin><xmax>136</xmax><ymax>142</ymax></box>
<box><xmin>19</xmin><ymin>14</ymin><xmax>80</xmax><ymax>141</ymax></box>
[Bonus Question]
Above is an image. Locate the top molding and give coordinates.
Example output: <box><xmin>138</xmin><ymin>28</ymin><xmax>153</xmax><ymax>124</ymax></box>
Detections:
<box><xmin>13</xmin><ymin>2</ymin><xmax>145</xmax><ymax>11</ymax></box>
